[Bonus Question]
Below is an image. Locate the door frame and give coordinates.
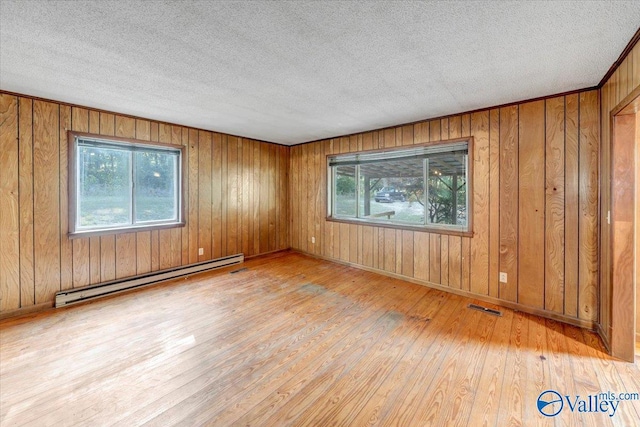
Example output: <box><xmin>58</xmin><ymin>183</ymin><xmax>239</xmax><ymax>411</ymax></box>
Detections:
<box><xmin>608</xmin><ymin>86</ymin><xmax>640</xmax><ymax>362</ymax></box>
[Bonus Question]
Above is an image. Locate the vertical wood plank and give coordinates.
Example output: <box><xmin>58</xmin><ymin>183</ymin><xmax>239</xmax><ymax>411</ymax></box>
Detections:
<box><xmin>372</xmin><ymin>226</ymin><xmax>380</xmax><ymax>270</ymax></box>
<box><xmin>402</xmin><ymin>125</ymin><xmax>413</xmax><ymax>146</ymax></box>
<box><xmin>356</xmin><ymin>225</ymin><xmax>363</xmax><ymax>265</ymax></box>
<box><xmin>299</xmin><ymin>144</ymin><xmax>308</xmax><ymax>253</ymax></box>
<box><xmin>470</xmin><ymin>110</ymin><xmax>490</xmax><ymax>295</ymax></box>
<box><xmin>71</xmin><ymin>107</ymin><xmax>90</xmax><ymax>288</ymax></box>
<box><xmin>429</xmin><ymin>234</ymin><xmax>441</xmax><ymax>284</ymax></box>
<box><xmin>619</xmin><ymin>57</ymin><xmax>629</xmax><ymax>101</ymax></box>
<box><xmin>19</xmin><ymin>98</ymin><xmax>36</xmax><ymax>303</ymax></box>
<box><xmin>578</xmin><ymin>91</ymin><xmax>599</xmax><ymax>322</ymax></box>
<box><xmin>544</xmin><ymin>97</ymin><xmax>565</xmax><ymax>314</ymax></box>
<box><xmin>518</xmin><ymin>100</ymin><xmax>545</xmax><ymax>309</ymax></box>
<box><xmin>180</xmin><ymin>127</ymin><xmax>189</xmax><ymax>265</ymax></box>
<box><xmin>395</xmin><ymin>229</ymin><xmax>403</xmax><ymax>273</ymax></box>
<box><xmin>0</xmin><ymin>95</ymin><xmax>20</xmax><ymax>311</ymax></box>
<box><xmin>58</xmin><ymin>105</ymin><xmax>73</xmax><ymax>290</ymax></box>
<box><xmin>227</xmin><ymin>136</ymin><xmax>239</xmax><ymax>255</ymax></box>
<box><xmin>499</xmin><ymin>105</ymin><xmax>518</xmax><ymax>302</ymax></box>
<box><xmin>564</xmin><ymin>94</ymin><xmax>579</xmax><ymax>317</ymax></box>
<box><xmin>414</xmin><ymin>122</ymin><xmax>429</xmax><ymax>144</ymax></box>
<box><xmin>260</xmin><ymin>143</ymin><xmax>270</xmax><ymax>253</ymax></box>
<box><xmin>269</xmin><ymin>144</ymin><xmax>277</xmax><ymax>252</ymax></box>
<box><xmin>157</xmin><ymin>124</ymin><xmax>174</xmax><ymax>269</ymax></box>
<box><xmin>461</xmin><ymin>114</ymin><xmax>471</xmax><ymax>137</ymax></box>
<box><xmin>33</xmin><ymin>100</ymin><xmax>61</xmax><ymax>303</ymax></box>
<box><xmin>308</xmin><ymin>142</ymin><xmax>316</xmax><ymax>255</ymax></box>
<box><xmin>449</xmin><ymin>115</ymin><xmax>461</xmax><ymax>139</ymax></box>
<box><xmin>350</xmin><ymin>224</ymin><xmax>358</xmax><ymax>264</ymax></box>
<box><xmin>114</xmin><ymin>116</ymin><xmax>137</xmax><ymax>279</ymax></box>
<box><xmin>383</xmin><ymin>129</ymin><xmax>395</xmax><ymax>148</ymax></box>
<box><xmin>99</xmin><ymin>113</ymin><xmax>116</xmax><ymax>282</ymax></box>
<box><xmin>488</xmin><ymin>109</ymin><xmax>500</xmax><ymax>298</ymax></box>
<box><xmin>135</xmin><ymin>120</ymin><xmax>152</xmax><ymax>275</ymax></box>
<box><xmin>241</xmin><ymin>138</ymin><xmax>251</xmax><ymax>255</ymax></box>
<box><xmin>251</xmin><ymin>141</ymin><xmax>258</xmax><ymax>254</ymax></box>
<box><xmin>440</xmin><ymin>235</ymin><xmax>449</xmax><ymax>286</ymax></box>
<box><xmin>282</xmin><ymin>144</ymin><xmax>290</xmax><ymax>251</ymax></box>
<box><xmin>461</xmin><ymin>237</ymin><xmax>471</xmax><ymax>291</ymax></box>
<box><xmin>440</xmin><ymin>118</ymin><xmax>449</xmax><ymax>140</ymax></box>
<box><xmin>170</xmin><ymin>126</ymin><xmax>183</xmax><ymax>266</ymax></box>
<box><xmin>211</xmin><ymin>133</ymin><xmax>222</xmax><ymax>259</ymax></box>
<box><xmin>599</xmin><ymin>84</ymin><xmax>612</xmax><ymax>335</ymax></box>
<box><xmin>339</xmin><ymin>223</ymin><xmax>350</xmax><ymax>262</ymax></box>
<box><xmin>289</xmin><ymin>145</ymin><xmax>298</xmax><ymax>251</ymax></box>
<box><xmin>88</xmin><ymin>111</ymin><xmax>101</xmax><ymax>283</ymax></box>
<box><xmin>362</xmin><ymin>226</ymin><xmax>373</xmax><ymax>268</ymax></box>
<box><xmin>331</xmin><ymin>142</ymin><xmax>341</xmax><ymax>258</ymax></box>
<box><xmin>274</xmin><ymin>143</ymin><xmax>281</xmax><ymax>252</ymax></box>
<box><xmin>633</xmin><ymin>42</ymin><xmax>640</xmax><ymax>89</ymax></box>
<box><xmin>198</xmin><ymin>131</ymin><xmax>212</xmax><ymax>260</ymax></box>
<box><xmin>448</xmin><ymin>236</ymin><xmax>461</xmax><ymax>289</ymax></box>
<box><xmin>401</xmin><ymin>230</ymin><xmax>414</xmax><ymax>277</ymax></box>
<box><xmin>383</xmin><ymin>228</ymin><xmax>396</xmax><ymax>273</ymax></box>
<box><xmin>220</xmin><ymin>134</ymin><xmax>228</xmax><ymax>256</ymax></box>
<box><xmin>430</xmin><ymin>120</ymin><xmax>441</xmax><ymax>142</ymax></box>
<box><xmin>413</xmin><ymin>232</ymin><xmax>429</xmax><ymax>281</ymax></box>
<box><xmin>250</xmin><ymin>140</ymin><xmax>259</xmax><ymax>256</ymax></box>
<box><xmin>313</xmin><ymin>143</ymin><xmax>322</xmax><ymax>255</ymax></box>
<box><xmin>318</xmin><ymin>142</ymin><xmax>327</xmax><ymax>256</ymax></box>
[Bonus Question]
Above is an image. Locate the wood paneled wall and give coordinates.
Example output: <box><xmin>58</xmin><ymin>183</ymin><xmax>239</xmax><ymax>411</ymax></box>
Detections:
<box><xmin>0</xmin><ymin>92</ymin><xmax>289</xmax><ymax>315</ymax></box>
<box><xmin>290</xmin><ymin>90</ymin><xmax>600</xmax><ymax>325</ymax></box>
<box><xmin>600</xmin><ymin>40</ymin><xmax>640</xmax><ymax>343</ymax></box>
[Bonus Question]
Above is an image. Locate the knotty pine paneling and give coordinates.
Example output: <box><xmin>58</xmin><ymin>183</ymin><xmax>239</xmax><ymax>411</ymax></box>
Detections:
<box><xmin>599</xmin><ymin>40</ymin><xmax>640</xmax><ymax>344</ymax></box>
<box><xmin>0</xmin><ymin>92</ymin><xmax>289</xmax><ymax>316</ymax></box>
<box><xmin>290</xmin><ymin>90</ymin><xmax>601</xmax><ymax>325</ymax></box>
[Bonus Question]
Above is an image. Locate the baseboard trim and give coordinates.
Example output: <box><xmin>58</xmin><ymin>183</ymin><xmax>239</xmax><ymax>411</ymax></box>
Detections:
<box><xmin>0</xmin><ymin>302</ymin><xmax>54</xmax><ymax>321</ymax></box>
<box><xmin>294</xmin><ymin>249</ymin><xmax>597</xmax><ymax>331</ymax></box>
<box><xmin>597</xmin><ymin>322</ymin><xmax>612</xmax><ymax>352</ymax></box>
<box><xmin>244</xmin><ymin>248</ymin><xmax>290</xmax><ymax>260</ymax></box>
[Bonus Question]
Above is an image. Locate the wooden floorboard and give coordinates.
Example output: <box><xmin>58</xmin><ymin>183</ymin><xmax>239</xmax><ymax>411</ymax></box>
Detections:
<box><xmin>1</xmin><ymin>251</ymin><xmax>639</xmax><ymax>426</ymax></box>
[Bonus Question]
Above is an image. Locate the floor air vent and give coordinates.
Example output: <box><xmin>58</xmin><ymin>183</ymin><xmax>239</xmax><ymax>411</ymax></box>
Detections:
<box><xmin>55</xmin><ymin>254</ymin><xmax>244</xmax><ymax>307</ymax></box>
<box><xmin>230</xmin><ymin>267</ymin><xmax>248</xmax><ymax>274</ymax></box>
<box><xmin>468</xmin><ymin>304</ymin><xmax>502</xmax><ymax>316</ymax></box>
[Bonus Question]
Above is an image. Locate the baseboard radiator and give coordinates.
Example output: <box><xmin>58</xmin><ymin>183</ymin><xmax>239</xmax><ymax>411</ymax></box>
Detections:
<box><xmin>55</xmin><ymin>253</ymin><xmax>244</xmax><ymax>308</ymax></box>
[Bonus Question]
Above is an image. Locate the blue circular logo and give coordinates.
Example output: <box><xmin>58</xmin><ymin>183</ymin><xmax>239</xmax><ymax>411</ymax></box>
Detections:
<box><xmin>537</xmin><ymin>390</ymin><xmax>564</xmax><ymax>417</ymax></box>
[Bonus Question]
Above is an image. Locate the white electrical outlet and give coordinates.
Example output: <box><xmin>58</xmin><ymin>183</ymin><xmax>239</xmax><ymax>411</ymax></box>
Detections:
<box><xmin>499</xmin><ymin>272</ymin><xmax>507</xmax><ymax>283</ymax></box>
<box><xmin>311</xmin><ymin>236</ymin><xmax>316</xmax><ymax>244</ymax></box>
<box><xmin>198</xmin><ymin>248</ymin><xmax>204</xmax><ymax>255</ymax></box>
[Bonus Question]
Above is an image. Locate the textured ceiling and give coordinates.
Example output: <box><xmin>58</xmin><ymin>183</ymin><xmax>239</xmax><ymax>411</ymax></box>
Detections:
<box><xmin>1</xmin><ymin>1</ymin><xmax>639</xmax><ymax>145</ymax></box>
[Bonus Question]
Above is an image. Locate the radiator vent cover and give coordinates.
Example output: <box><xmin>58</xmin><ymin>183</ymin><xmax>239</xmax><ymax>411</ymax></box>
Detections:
<box><xmin>55</xmin><ymin>254</ymin><xmax>244</xmax><ymax>307</ymax></box>
<box><xmin>468</xmin><ymin>303</ymin><xmax>502</xmax><ymax>316</ymax></box>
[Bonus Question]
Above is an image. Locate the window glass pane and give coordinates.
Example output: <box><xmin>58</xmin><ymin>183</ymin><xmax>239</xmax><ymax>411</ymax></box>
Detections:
<box><xmin>135</xmin><ymin>152</ymin><xmax>178</xmax><ymax>223</ymax></box>
<box><xmin>427</xmin><ymin>152</ymin><xmax>466</xmax><ymax>226</ymax></box>
<box><xmin>334</xmin><ymin>165</ymin><xmax>357</xmax><ymax>217</ymax></box>
<box><xmin>78</xmin><ymin>146</ymin><xmax>131</xmax><ymax>228</ymax></box>
<box><xmin>359</xmin><ymin>158</ymin><xmax>424</xmax><ymax>225</ymax></box>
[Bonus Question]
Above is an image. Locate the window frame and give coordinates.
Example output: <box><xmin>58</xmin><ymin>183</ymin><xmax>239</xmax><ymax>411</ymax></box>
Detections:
<box><xmin>67</xmin><ymin>131</ymin><xmax>186</xmax><ymax>238</ymax></box>
<box><xmin>326</xmin><ymin>138</ymin><xmax>474</xmax><ymax>237</ymax></box>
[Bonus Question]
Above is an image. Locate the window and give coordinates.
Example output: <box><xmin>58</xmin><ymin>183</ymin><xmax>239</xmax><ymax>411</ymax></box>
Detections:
<box><xmin>68</xmin><ymin>132</ymin><xmax>185</xmax><ymax>237</ymax></box>
<box><xmin>327</xmin><ymin>139</ymin><xmax>472</xmax><ymax>234</ymax></box>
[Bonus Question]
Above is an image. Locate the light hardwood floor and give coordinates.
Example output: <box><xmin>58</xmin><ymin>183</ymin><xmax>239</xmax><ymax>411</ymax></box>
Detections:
<box><xmin>1</xmin><ymin>251</ymin><xmax>639</xmax><ymax>426</ymax></box>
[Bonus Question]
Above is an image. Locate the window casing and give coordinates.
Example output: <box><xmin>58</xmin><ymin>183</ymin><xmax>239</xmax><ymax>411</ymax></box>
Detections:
<box><xmin>327</xmin><ymin>139</ymin><xmax>472</xmax><ymax>234</ymax></box>
<box><xmin>68</xmin><ymin>131</ymin><xmax>185</xmax><ymax>237</ymax></box>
